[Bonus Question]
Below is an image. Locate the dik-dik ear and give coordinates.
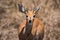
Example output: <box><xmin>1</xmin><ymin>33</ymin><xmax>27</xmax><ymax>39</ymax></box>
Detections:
<box><xmin>18</xmin><ymin>4</ymin><xmax>28</xmax><ymax>13</ymax></box>
<box><xmin>33</xmin><ymin>6</ymin><xmax>40</xmax><ymax>14</ymax></box>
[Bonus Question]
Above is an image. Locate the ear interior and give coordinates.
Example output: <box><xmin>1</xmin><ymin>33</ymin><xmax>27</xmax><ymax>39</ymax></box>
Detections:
<box><xmin>33</xmin><ymin>7</ymin><xmax>40</xmax><ymax>13</ymax></box>
<box><xmin>18</xmin><ymin>4</ymin><xmax>26</xmax><ymax>13</ymax></box>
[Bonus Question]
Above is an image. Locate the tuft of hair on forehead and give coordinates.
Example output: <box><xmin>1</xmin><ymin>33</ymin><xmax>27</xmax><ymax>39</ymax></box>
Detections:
<box><xmin>26</xmin><ymin>10</ymin><xmax>35</xmax><ymax>15</ymax></box>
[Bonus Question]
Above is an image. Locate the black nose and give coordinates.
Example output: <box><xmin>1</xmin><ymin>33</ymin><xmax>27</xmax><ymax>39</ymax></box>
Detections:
<box><xmin>29</xmin><ymin>20</ymin><xmax>31</xmax><ymax>23</ymax></box>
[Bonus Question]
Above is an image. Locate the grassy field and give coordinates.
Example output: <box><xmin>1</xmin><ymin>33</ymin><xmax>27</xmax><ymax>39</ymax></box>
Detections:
<box><xmin>0</xmin><ymin>0</ymin><xmax>60</xmax><ymax>40</ymax></box>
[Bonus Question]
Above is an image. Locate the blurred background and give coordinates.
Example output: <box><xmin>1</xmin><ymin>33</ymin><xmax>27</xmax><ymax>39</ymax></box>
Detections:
<box><xmin>0</xmin><ymin>0</ymin><xmax>60</xmax><ymax>40</ymax></box>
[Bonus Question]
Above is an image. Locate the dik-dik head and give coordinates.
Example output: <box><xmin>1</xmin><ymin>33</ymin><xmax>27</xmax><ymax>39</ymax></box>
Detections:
<box><xmin>18</xmin><ymin>4</ymin><xmax>40</xmax><ymax>23</ymax></box>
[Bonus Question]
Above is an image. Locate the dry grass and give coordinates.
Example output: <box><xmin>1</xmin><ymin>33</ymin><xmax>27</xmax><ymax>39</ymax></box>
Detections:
<box><xmin>0</xmin><ymin>0</ymin><xmax>60</xmax><ymax>40</ymax></box>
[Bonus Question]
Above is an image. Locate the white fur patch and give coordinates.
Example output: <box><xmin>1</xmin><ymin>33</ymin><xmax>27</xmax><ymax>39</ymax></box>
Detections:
<box><xmin>23</xmin><ymin>27</ymin><xmax>26</xmax><ymax>34</ymax></box>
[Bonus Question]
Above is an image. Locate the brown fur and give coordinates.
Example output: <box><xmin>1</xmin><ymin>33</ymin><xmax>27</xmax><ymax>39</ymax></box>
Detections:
<box><xmin>18</xmin><ymin>6</ymin><xmax>44</xmax><ymax>40</ymax></box>
<box><xmin>18</xmin><ymin>18</ymin><xmax>44</xmax><ymax>40</ymax></box>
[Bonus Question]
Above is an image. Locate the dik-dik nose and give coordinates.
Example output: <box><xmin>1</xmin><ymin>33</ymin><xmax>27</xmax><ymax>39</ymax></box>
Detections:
<box><xmin>29</xmin><ymin>20</ymin><xmax>31</xmax><ymax>23</ymax></box>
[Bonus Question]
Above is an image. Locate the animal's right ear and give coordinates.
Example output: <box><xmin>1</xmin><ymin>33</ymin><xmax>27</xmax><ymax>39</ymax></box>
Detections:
<box><xmin>18</xmin><ymin>4</ymin><xmax>27</xmax><ymax>13</ymax></box>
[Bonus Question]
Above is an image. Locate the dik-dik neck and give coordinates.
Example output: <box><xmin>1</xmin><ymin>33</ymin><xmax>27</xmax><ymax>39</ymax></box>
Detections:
<box><xmin>25</xmin><ymin>20</ymin><xmax>34</xmax><ymax>34</ymax></box>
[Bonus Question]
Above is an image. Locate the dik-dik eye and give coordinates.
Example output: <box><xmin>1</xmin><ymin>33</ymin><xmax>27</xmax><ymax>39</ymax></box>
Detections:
<box><xmin>26</xmin><ymin>16</ymin><xmax>28</xmax><ymax>17</ymax></box>
<box><xmin>33</xmin><ymin>15</ymin><xmax>35</xmax><ymax>17</ymax></box>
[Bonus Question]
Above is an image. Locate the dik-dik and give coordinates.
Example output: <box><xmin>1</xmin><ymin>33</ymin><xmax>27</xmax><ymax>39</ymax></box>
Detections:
<box><xmin>18</xmin><ymin>4</ymin><xmax>44</xmax><ymax>40</ymax></box>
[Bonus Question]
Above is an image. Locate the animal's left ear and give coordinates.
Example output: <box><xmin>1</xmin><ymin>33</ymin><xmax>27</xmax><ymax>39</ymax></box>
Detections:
<box><xmin>33</xmin><ymin>6</ymin><xmax>40</xmax><ymax>13</ymax></box>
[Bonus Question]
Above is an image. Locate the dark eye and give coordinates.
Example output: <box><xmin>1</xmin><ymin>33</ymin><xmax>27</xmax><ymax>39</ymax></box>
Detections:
<box><xmin>33</xmin><ymin>15</ymin><xmax>35</xmax><ymax>17</ymax></box>
<box><xmin>26</xmin><ymin>16</ymin><xmax>28</xmax><ymax>17</ymax></box>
